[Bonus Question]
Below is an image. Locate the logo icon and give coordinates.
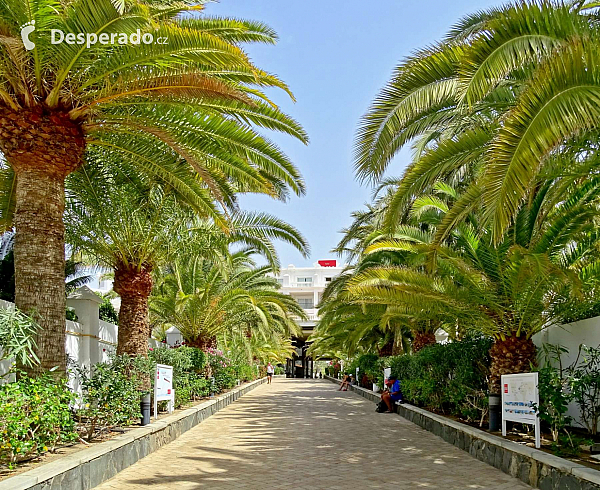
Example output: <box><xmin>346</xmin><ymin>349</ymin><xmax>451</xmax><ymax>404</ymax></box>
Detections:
<box><xmin>20</xmin><ymin>20</ymin><xmax>35</xmax><ymax>51</ymax></box>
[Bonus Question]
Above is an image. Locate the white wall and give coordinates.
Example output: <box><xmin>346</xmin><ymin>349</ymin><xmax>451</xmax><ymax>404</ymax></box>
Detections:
<box><xmin>0</xmin><ymin>289</ymin><xmax>160</xmax><ymax>389</ymax></box>
<box><xmin>534</xmin><ymin>316</ymin><xmax>600</xmax><ymax>432</ymax></box>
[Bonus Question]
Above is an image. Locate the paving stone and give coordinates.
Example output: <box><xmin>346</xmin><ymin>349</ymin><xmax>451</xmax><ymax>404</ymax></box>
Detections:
<box><xmin>94</xmin><ymin>379</ymin><xmax>530</xmax><ymax>489</ymax></box>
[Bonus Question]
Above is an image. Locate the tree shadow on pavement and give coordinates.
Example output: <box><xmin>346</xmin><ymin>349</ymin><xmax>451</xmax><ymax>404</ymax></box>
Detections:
<box><xmin>114</xmin><ymin>379</ymin><xmax>529</xmax><ymax>490</ymax></box>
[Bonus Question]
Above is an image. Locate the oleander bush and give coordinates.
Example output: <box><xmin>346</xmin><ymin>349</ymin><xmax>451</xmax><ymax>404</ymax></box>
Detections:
<box><xmin>0</xmin><ymin>341</ymin><xmax>263</xmax><ymax>469</ymax></box>
<box><xmin>148</xmin><ymin>346</ymin><xmax>209</xmax><ymax>408</ymax></box>
<box><xmin>235</xmin><ymin>363</ymin><xmax>259</xmax><ymax>382</ymax></box>
<box><xmin>0</xmin><ymin>374</ymin><xmax>77</xmax><ymax>466</ymax></box>
<box><xmin>206</xmin><ymin>349</ymin><xmax>237</xmax><ymax>390</ymax></box>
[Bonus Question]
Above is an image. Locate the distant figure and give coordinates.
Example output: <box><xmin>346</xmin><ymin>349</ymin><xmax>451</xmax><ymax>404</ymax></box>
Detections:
<box><xmin>266</xmin><ymin>362</ymin><xmax>274</xmax><ymax>384</ymax></box>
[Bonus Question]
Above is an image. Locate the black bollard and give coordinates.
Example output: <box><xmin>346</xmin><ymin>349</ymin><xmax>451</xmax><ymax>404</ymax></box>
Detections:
<box><xmin>488</xmin><ymin>394</ymin><xmax>501</xmax><ymax>431</ymax></box>
<box><xmin>140</xmin><ymin>393</ymin><xmax>151</xmax><ymax>426</ymax></box>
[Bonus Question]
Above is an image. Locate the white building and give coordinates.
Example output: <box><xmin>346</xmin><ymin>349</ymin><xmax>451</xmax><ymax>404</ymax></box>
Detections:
<box><xmin>272</xmin><ymin>260</ymin><xmax>345</xmax><ymax>338</ymax></box>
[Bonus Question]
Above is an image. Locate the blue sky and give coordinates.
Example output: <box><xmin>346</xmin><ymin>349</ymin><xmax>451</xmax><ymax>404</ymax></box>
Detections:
<box><xmin>208</xmin><ymin>0</ymin><xmax>502</xmax><ymax>267</ymax></box>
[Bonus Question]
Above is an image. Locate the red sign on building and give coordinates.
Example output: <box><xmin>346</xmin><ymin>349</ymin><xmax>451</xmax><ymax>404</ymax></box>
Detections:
<box><xmin>318</xmin><ymin>260</ymin><xmax>337</xmax><ymax>267</ymax></box>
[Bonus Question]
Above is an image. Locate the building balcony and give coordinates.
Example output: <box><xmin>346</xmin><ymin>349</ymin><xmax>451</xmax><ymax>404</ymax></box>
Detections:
<box><xmin>293</xmin><ymin>308</ymin><xmax>319</xmax><ymax>322</ymax></box>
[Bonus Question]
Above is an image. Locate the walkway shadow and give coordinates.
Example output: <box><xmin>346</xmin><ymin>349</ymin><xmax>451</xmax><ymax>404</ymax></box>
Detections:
<box><xmin>115</xmin><ymin>379</ymin><xmax>529</xmax><ymax>489</ymax></box>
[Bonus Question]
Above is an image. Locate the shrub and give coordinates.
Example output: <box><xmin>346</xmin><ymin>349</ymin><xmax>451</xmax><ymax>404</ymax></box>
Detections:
<box><xmin>74</xmin><ymin>355</ymin><xmax>149</xmax><ymax>441</ymax></box>
<box><xmin>0</xmin><ymin>306</ymin><xmax>39</xmax><ymax>367</ymax></box>
<box><xmin>274</xmin><ymin>366</ymin><xmax>285</xmax><ymax>375</ymax></box>
<box><xmin>0</xmin><ymin>374</ymin><xmax>77</xmax><ymax>466</ymax></box>
<box><xmin>235</xmin><ymin>363</ymin><xmax>257</xmax><ymax>382</ymax></box>
<box><xmin>148</xmin><ymin>346</ymin><xmax>193</xmax><ymax>374</ymax></box>
<box><xmin>98</xmin><ymin>296</ymin><xmax>118</xmax><ymax>324</ymax></box>
<box><xmin>567</xmin><ymin>345</ymin><xmax>600</xmax><ymax>436</ymax></box>
<box><xmin>387</xmin><ymin>337</ymin><xmax>492</xmax><ymax>424</ymax></box>
<box><xmin>148</xmin><ymin>346</ymin><xmax>208</xmax><ymax>408</ymax></box>
<box><xmin>536</xmin><ymin>344</ymin><xmax>572</xmax><ymax>443</ymax></box>
<box><xmin>349</xmin><ymin>354</ymin><xmax>381</xmax><ymax>386</ymax></box>
<box><xmin>206</xmin><ymin>348</ymin><xmax>237</xmax><ymax>390</ymax></box>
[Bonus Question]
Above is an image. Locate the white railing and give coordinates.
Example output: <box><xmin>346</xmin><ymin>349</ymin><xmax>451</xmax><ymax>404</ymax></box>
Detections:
<box><xmin>292</xmin><ymin>308</ymin><xmax>319</xmax><ymax>322</ymax></box>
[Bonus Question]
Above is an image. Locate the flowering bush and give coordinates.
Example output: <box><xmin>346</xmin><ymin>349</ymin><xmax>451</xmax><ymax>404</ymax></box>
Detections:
<box><xmin>0</xmin><ymin>374</ymin><xmax>77</xmax><ymax>467</ymax></box>
<box><xmin>207</xmin><ymin>349</ymin><xmax>237</xmax><ymax>390</ymax></box>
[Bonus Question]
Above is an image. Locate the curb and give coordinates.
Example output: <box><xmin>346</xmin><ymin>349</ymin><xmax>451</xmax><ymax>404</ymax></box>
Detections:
<box><xmin>1</xmin><ymin>378</ymin><xmax>267</xmax><ymax>490</ymax></box>
<box><xmin>324</xmin><ymin>375</ymin><xmax>600</xmax><ymax>489</ymax></box>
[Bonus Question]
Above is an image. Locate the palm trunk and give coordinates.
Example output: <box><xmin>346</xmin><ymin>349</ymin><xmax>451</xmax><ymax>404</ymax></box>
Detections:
<box><xmin>488</xmin><ymin>335</ymin><xmax>537</xmax><ymax>394</ymax></box>
<box><xmin>186</xmin><ymin>334</ymin><xmax>217</xmax><ymax>351</ymax></box>
<box><xmin>1</xmin><ymin>108</ymin><xmax>85</xmax><ymax>376</ymax></box>
<box><xmin>14</xmin><ymin>170</ymin><xmax>67</xmax><ymax>375</ymax></box>
<box><xmin>113</xmin><ymin>264</ymin><xmax>153</xmax><ymax>358</ymax></box>
<box><xmin>412</xmin><ymin>331</ymin><xmax>436</xmax><ymax>352</ymax></box>
<box><xmin>377</xmin><ymin>339</ymin><xmax>394</xmax><ymax>357</ymax></box>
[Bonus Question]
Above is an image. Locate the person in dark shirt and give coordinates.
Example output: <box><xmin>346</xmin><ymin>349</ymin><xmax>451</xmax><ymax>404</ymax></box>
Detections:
<box><xmin>381</xmin><ymin>376</ymin><xmax>403</xmax><ymax>412</ymax></box>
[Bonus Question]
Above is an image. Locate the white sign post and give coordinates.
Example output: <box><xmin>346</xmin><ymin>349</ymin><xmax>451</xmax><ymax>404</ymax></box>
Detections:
<box><xmin>383</xmin><ymin>367</ymin><xmax>391</xmax><ymax>382</ymax></box>
<box><xmin>501</xmin><ymin>372</ymin><xmax>540</xmax><ymax>448</ymax></box>
<box><xmin>154</xmin><ymin>364</ymin><xmax>174</xmax><ymax>420</ymax></box>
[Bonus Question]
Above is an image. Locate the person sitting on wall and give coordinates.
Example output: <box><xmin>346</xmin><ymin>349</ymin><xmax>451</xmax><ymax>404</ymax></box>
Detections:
<box><xmin>381</xmin><ymin>375</ymin><xmax>403</xmax><ymax>412</ymax></box>
<box><xmin>338</xmin><ymin>373</ymin><xmax>352</xmax><ymax>391</ymax></box>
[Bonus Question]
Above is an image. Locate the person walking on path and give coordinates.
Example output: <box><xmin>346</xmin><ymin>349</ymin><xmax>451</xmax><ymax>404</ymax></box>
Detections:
<box><xmin>267</xmin><ymin>362</ymin><xmax>274</xmax><ymax>384</ymax></box>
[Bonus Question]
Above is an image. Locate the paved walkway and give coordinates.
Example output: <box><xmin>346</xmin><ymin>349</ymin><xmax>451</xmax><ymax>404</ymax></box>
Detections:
<box><xmin>96</xmin><ymin>379</ymin><xmax>530</xmax><ymax>489</ymax></box>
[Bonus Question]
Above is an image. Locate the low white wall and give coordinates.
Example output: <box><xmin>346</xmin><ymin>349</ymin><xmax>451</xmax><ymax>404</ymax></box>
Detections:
<box><xmin>534</xmin><ymin>316</ymin><xmax>600</xmax><ymax>432</ymax></box>
<box><xmin>0</xmin><ymin>293</ymin><xmax>160</xmax><ymax>385</ymax></box>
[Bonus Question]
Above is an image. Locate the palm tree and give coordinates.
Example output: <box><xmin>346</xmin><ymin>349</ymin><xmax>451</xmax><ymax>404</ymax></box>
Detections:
<box><xmin>65</xmin><ymin>163</ymin><xmax>308</xmax><ymax>358</ymax></box>
<box><xmin>354</xmin><ymin>1</ymin><xmax>600</xmax><ymax>236</ymax></box>
<box><xmin>0</xmin><ymin>0</ymin><xmax>307</xmax><ymax>373</ymax></box>
<box><xmin>347</xmin><ymin>174</ymin><xmax>600</xmax><ymax>392</ymax></box>
<box><xmin>150</xmin><ymin>249</ymin><xmax>305</xmax><ymax>351</ymax></box>
<box><xmin>348</xmin><ymin>0</ymin><xmax>600</xmax><ymax>387</ymax></box>
<box><xmin>313</xmin><ymin>183</ymin><xmax>457</xmax><ymax>355</ymax></box>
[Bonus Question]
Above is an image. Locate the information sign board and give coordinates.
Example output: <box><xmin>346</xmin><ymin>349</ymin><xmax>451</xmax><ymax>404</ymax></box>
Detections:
<box><xmin>501</xmin><ymin>372</ymin><xmax>540</xmax><ymax>448</ymax></box>
<box><xmin>154</xmin><ymin>364</ymin><xmax>174</xmax><ymax>420</ymax></box>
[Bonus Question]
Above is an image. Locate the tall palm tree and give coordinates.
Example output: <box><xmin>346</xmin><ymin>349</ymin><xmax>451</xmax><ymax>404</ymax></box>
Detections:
<box><xmin>65</xmin><ymin>163</ymin><xmax>308</xmax><ymax>358</ymax></box>
<box><xmin>0</xmin><ymin>0</ymin><xmax>307</xmax><ymax>373</ymax></box>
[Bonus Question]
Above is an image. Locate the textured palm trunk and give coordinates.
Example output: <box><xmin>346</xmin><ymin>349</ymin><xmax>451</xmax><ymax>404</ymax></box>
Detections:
<box><xmin>412</xmin><ymin>331</ymin><xmax>437</xmax><ymax>352</ymax></box>
<box><xmin>0</xmin><ymin>108</ymin><xmax>85</xmax><ymax>376</ymax></box>
<box><xmin>113</xmin><ymin>265</ymin><xmax>153</xmax><ymax>358</ymax></box>
<box><xmin>488</xmin><ymin>335</ymin><xmax>537</xmax><ymax>394</ymax></box>
<box><xmin>377</xmin><ymin>339</ymin><xmax>394</xmax><ymax>357</ymax></box>
<box><xmin>186</xmin><ymin>334</ymin><xmax>217</xmax><ymax>351</ymax></box>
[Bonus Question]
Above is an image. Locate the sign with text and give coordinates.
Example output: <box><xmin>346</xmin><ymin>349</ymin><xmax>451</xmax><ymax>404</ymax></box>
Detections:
<box><xmin>154</xmin><ymin>364</ymin><xmax>174</xmax><ymax>419</ymax></box>
<box><xmin>501</xmin><ymin>372</ymin><xmax>540</xmax><ymax>448</ymax></box>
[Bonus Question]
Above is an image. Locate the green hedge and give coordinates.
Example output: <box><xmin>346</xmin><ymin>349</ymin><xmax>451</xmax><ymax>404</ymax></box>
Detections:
<box><xmin>388</xmin><ymin>337</ymin><xmax>492</xmax><ymax>423</ymax></box>
<box><xmin>348</xmin><ymin>353</ymin><xmax>382</xmax><ymax>386</ymax></box>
